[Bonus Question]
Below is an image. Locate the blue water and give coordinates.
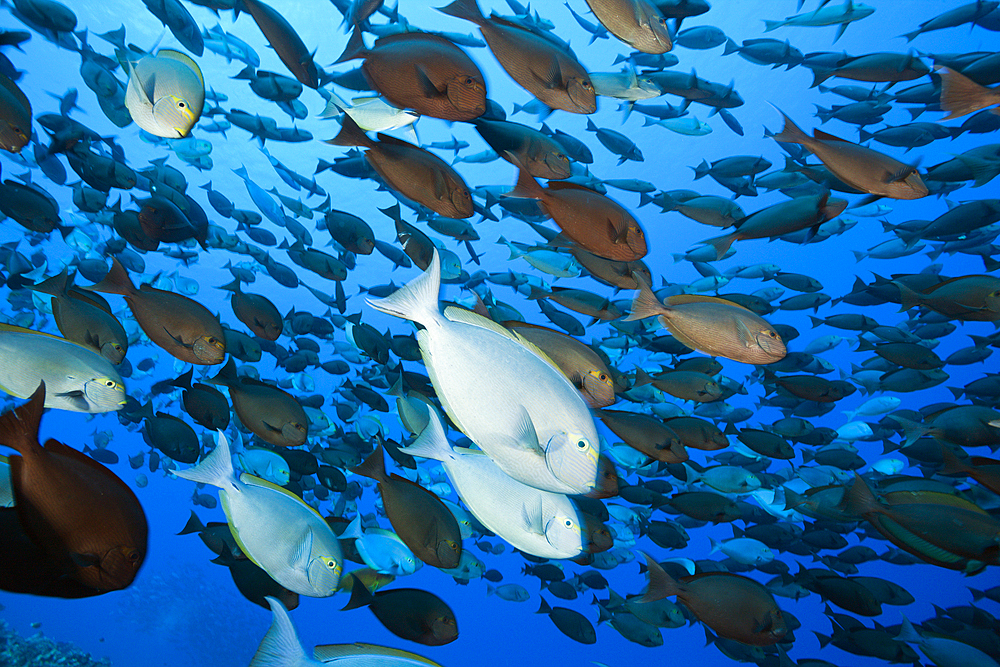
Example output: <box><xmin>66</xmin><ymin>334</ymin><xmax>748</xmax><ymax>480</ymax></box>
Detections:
<box><xmin>1</xmin><ymin>1</ymin><xmax>998</xmax><ymax>666</ymax></box>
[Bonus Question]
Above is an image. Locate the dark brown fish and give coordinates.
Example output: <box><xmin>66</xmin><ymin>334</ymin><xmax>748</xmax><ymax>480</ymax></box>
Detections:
<box><xmin>0</xmin><ymin>71</ymin><xmax>31</xmax><ymax>153</ymax></box>
<box><xmin>473</xmin><ymin>118</ymin><xmax>571</xmax><ymax>180</ymax></box>
<box><xmin>238</xmin><ymin>0</ymin><xmax>319</xmax><ymax>88</ymax></box>
<box><xmin>31</xmin><ymin>269</ymin><xmax>128</xmax><ymax>364</ymax></box>
<box><xmin>85</xmin><ymin>257</ymin><xmax>226</xmax><ymax>365</ymax></box>
<box><xmin>351</xmin><ymin>444</ymin><xmax>462</xmax><ymax>569</ymax></box>
<box><xmin>327</xmin><ymin>114</ymin><xmax>473</xmax><ymax>219</ymax></box>
<box><xmin>209</xmin><ymin>357</ymin><xmax>308</xmax><ymax>447</ymax></box>
<box><xmin>343</xmin><ymin>582</ymin><xmax>458</xmax><ymax>646</ymax></box>
<box><xmin>438</xmin><ymin>0</ymin><xmax>596</xmax><ymax>114</ymax></box>
<box><xmin>506</xmin><ymin>165</ymin><xmax>647</xmax><ymax>261</ymax></box>
<box><xmin>218</xmin><ymin>279</ymin><xmax>283</xmax><ymax>341</ymax></box>
<box><xmin>597</xmin><ymin>409</ymin><xmax>687</xmax><ymax>463</ymax></box>
<box><xmin>1</xmin><ymin>383</ymin><xmax>147</xmax><ymax>591</ymax></box>
<box><xmin>639</xmin><ymin>553</ymin><xmax>788</xmax><ymax>646</ymax></box>
<box><xmin>336</xmin><ymin>29</ymin><xmax>486</xmax><ymax>121</ymax></box>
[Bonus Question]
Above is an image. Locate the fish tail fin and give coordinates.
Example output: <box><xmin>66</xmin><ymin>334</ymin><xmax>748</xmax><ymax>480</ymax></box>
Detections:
<box><xmin>319</xmin><ymin>92</ymin><xmax>348</xmax><ymax>119</ymax></box>
<box><xmin>810</xmin><ymin>70</ymin><xmax>833</xmax><ymax>88</ymax></box>
<box><xmin>325</xmin><ymin>113</ymin><xmax>373</xmax><ymax>149</ymax></box>
<box><xmin>770</xmin><ymin>106</ymin><xmax>809</xmax><ymax>146</ymax></box>
<box><xmin>700</xmin><ymin>232</ymin><xmax>738</xmax><ymax>261</ymax></box>
<box><xmin>0</xmin><ymin>382</ymin><xmax>45</xmax><ymax>455</ymax></box>
<box><xmin>341</xmin><ymin>575</ymin><xmax>375</xmax><ymax>611</ymax></box>
<box><xmin>208</xmin><ymin>356</ymin><xmax>238</xmax><ymax>388</ymax></box>
<box><xmin>901</xmin><ymin>29</ymin><xmax>921</xmax><ymax>42</ymax></box>
<box><xmin>636</xmin><ymin>551</ymin><xmax>680</xmax><ymax>603</ymax></box>
<box><xmin>504</xmin><ymin>160</ymin><xmax>545</xmax><ymax>200</ymax></box>
<box><xmin>349</xmin><ymin>443</ymin><xmax>388</xmax><ymax>482</ymax></box>
<box><xmin>437</xmin><ymin>0</ymin><xmax>485</xmax><ymax>24</ymax></box>
<box><xmin>497</xmin><ymin>234</ymin><xmax>522</xmax><ymax>260</ymax></box>
<box><xmin>937</xmin><ymin>67</ymin><xmax>990</xmax><ymax>120</ymax></box>
<box><xmin>84</xmin><ymin>257</ymin><xmax>135</xmax><ymax>296</ymax></box>
<box><xmin>366</xmin><ymin>249</ymin><xmax>442</xmax><ymax>327</ymax></box>
<box><xmin>938</xmin><ymin>443</ymin><xmax>970</xmax><ymax>477</ymax></box>
<box><xmin>399</xmin><ymin>409</ymin><xmax>451</xmax><ymax>462</ymax></box>
<box><xmin>173</xmin><ymin>430</ymin><xmax>237</xmax><ymax>490</ymax></box>
<box><xmin>722</xmin><ymin>38</ymin><xmax>739</xmax><ymax>55</ymax></box>
<box><xmin>969</xmin><ymin>587</ymin><xmax>985</xmax><ymax>602</ymax></box>
<box><xmin>840</xmin><ymin>473</ymin><xmax>879</xmax><ymax>518</ymax></box>
<box><xmin>334</xmin><ymin>27</ymin><xmax>367</xmax><ymax>64</ymax></box>
<box><xmin>176</xmin><ymin>509</ymin><xmax>205</xmax><ymax>535</ymax></box>
<box><xmin>248</xmin><ymin>597</ymin><xmax>307</xmax><ymax>667</ymax></box>
<box><xmin>624</xmin><ymin>272</ymin><xmax>664</xmax><ymax>322</ymax></box>
<box><xmin>896</xmin><ymin>616</ymin><xmax>922</xmax><ymax>644</ymax></box>
<box><xmin>762</xmin><ymin>19</ymin><xmax>782</xmax><ymax>32</ymax></box>
<box><xmin>31</xmin><ymin>268</ymin><xmax>72</xmax><ymax>297</ymax></box>
<box><xmin>892</xmin><ymin>280</ymin><xmax>923</xmax><ymax>313</ymax></box>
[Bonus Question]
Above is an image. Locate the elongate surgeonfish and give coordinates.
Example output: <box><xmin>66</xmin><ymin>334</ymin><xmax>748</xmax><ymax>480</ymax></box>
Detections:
<box><xmin>351</xmin><ymin>443</ymin><xmax>463</xmax><ymax>569</ymax></box>
<box><xmin>0</xmin><ymin>383</ymin><xmax>147</xmax><ymax>592</ymax></box>
<box><xmin>237</xmin><ymin>0</ymin><xmax>320</xmax><ymax>88</ymax></box>
<box><xmin>123</xmin><ymin>49</ymin><xmax>205</xmax><ymax>138</ymax></box>
<box><xmin>174</xmin><ymin>431</ymin><xmax>343</xmax><ymax>597</ymax></box>
<box><xmin>626</xmin><ymin>272</ymin><xmax>787</xmax><ymax>364</ymax></box>
<box><xmin>343</xmin><ymin>582</ymin><xmax>459</xmax><ymax>646</ymax></box>
<box><xmin>0</xmin><ymin>323</ymin><xmax>126</xmax><ymax>413</ymax></box>
<box><xmin>367</xmin><ymin>250</ymin><xmax>600</xmax><ymax>495</ymax></box>
<box><xmin>638</xmin><ymin>552</ymin><xmax>788</xmax><ymax>646</ymax></box>
<box><xmin>85</xmin><ymin>257</ymin><xmax>226</xmax><ymax>365</ymax></box>
<box><xmin>0</xmin><ymin>70</ymin><xmax>31</xmax><ymax>153</ymax></box>
<box><xmin>208</xmin><ymin>357</ymin><xmax>308</xmax><ymax>447</ymax></box>
<box><xmin>402</xmin><ymin>409</ymin><xmax>586</xmax><ymax>560</ymax></box>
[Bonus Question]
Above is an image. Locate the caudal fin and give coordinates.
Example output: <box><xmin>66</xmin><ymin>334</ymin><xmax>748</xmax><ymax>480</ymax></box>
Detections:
<box><xmin>938</xmin><ymin>67</ymin><xmax>996</xmax><ymax>121</ymax></box>
<box><xmin>248</xmin><ymin>597</ymin><xmax>309</xmax><ymax>667</ymax></box>
<box><xmin>624</xmin><ymin>272</ymin><xmax>666</xmax><ymax>322</ymax></box>
<box><xmin>173</xmin><ymin>430</ymin><xmax>237</xmax><ymax>491</ymax></box>
<box><xmin>0</xmin><ymin>382</ymin><xmax>45</xmax><ymax>455</ymax></box>
<box><xmin>635</xmin><ymin>551</ymin><xmax>681</xmax><ymax>603</ymax></box>
<box><xmin>84</xmin><ymin>257</ymin><xmax>135</xmax><ymax>296</ymax></box>
<box><xmin>399</xmin><ymin>409</ymin><xmax>452</xmax><ymax>463</ymax></box>
<box><xmin>366</xmin><ymin>249</ymin><xmax>442</xmax><ymax>328</ymax></box>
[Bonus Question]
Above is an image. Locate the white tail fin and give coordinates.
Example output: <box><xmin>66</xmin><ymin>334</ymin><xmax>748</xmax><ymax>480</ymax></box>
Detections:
<box><xmin>173</xmin><ymin>430</ymin><xmax>238</xmax><ymax>492</ymax></box>
<box><xmin>248</xmin><ymin>597</ymin><xmax>309</xmax><ymax>667</ymax></box>
<box><xmin>366</xmin><ymin>249</ymin><xmax>442</xmax><ymax>328</ymax></box>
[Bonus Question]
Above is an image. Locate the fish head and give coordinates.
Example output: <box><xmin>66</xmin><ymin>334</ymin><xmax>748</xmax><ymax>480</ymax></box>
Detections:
<box><xmin>565</xmin><ymin>76</ymin><xmax>597</xmax><ymax>114</ymax></box>
<box><xmin>100</xmin><ymin>340</ymin><xmax>127</xmax><ymax>364</ymax></box>
<box><xmin>435</xmin><ymin>539</ymin><xmax>462</xmax><ymax>569</ymax></box>
<box><xmin>545</xmin><ymin>431</ymin><xmax>600</xmax><ymax>494</ymax></box>
<box><xmin>754</xmin><ymin>328</ymin><xmax>787</xmax><ymax>360</ymax></box>
<box><xmin>75</xmin><ymin>543</ymin><xmax>144</xmax><ymax>591</ymax></box>
<box><xmin>752</xmin><ymin>607</ymin><xmax>788</xmax><ymax>645</ymax></box>
<box><xmin>192</xmin><ymin>334</ymin><xmax>227</xmax><ymax>364</ymax></box>
<box><xmin>1</xmin><ymin>118</ymin><xmax>29</xmax><ymax>153</ymax></box>
<box><xmin>151</xmin><ymin>94</ymin><xmax>198</xmax><ymax>138</ymax></box>
<box><xmin>581</xmin><ymin>369</ymin><xmax>615</xmax><ymax>408</ymax></box>
<box><xmin>445</xmin><ymin>74</ymin><xmax>486</xmax><ymax>117</ymax></box>
<box><xmin>448</xmin><ymin>183</ymin><xmax>474</xmax><ymax>218</ymax></box>
<box><xmin>280</xmin><ymin>421</ymin><xmax>309</xmax><ymax>447</ymax></box>
<box><xmin>83</xmin><ymin>377</ymin><xmax>127</xmax><ymax>411</ymax></box>
<box><xmin>306</xmin><ymin>554</ymin><xmax>343</xmax><ymax>596</ymax></box>
<box><xmin>542</xmin><ymin>508</ymin><xmax>583</xmax><ymax>556</ymax></box>
<box><xmin>428</xmin><ymin>614</ymin><xmax>458</xmax><ymax>645</ymax></box>
<box><xmin>541</xmin><ymin>149</ymin><xmax>572</xmax><ymax>180</ymax></box>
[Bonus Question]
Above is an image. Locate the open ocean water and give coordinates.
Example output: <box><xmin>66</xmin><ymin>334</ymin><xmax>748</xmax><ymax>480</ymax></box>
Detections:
<box><xmin>0</xmin><ymin>1</ymin><xmax>999</xmax><ymax>666</ymax></box>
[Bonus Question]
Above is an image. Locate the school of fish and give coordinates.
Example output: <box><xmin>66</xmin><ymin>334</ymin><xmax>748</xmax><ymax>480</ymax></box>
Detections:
<box><xmin>0</xmin><ymin>0</ymin><xmax>999</xmax><ymax>666</ymax></box>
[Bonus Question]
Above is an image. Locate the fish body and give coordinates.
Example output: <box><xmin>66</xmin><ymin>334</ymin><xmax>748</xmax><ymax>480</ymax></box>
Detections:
<box><xmin>0</xmin><ymin>324</ymin><xmax>125</xmax><ymax>413</ymax></box>
<box><xmin>1</xmin><ymin>384</ymin><xmax>146</xmax><ymax>591</ymax></box>
<box><xmin>86</xmin><ymin>258</ymin><xmax>226</xmax><ymax>365</ymax></box>
<box><xmin>0</xmin><ymin>72</ymin><xmax>31</xmax><ymax>153</ymax></box>
<box><xmin>584</xmin><ymin>0</ymin><xmax>672</xmax><ymax>53</ymax></box>
<box><xmin>438</xmin><ymin>0</ymin><xmax>596</xmax><ymax>114</ymax></box>
<box><xmin>175</xmin><ymin>432</ymin><xmax>343</xmax><ymax>597</ymax></box>
<box><xmin>124</xmin><ymin>49</ymin><xmax>204</xmax><ymax>138</ymax></box>
<box><xmin>209</xmin><ymin>358</ymin><xmax>308</xmax><ymax>447</ymax></box>
<box><xmin>336</xmin><ymin>30</ymin><xmax>486</xmax><ymax>121</ymax></box>
<box><xmin>772</xmin><ymin>110</ymin><xmax>927</xmax><ymax>200</ymax></box>
<box><xmin>239</xmin><ymin>0</ymin><xmax>319</xmax><ymax>88</ymax></box>
<box><xmin>368</xmin><ymin>251</ymin><xmax>600</xmax><ymax>495</ymax></box>
<box><xmin>402</xmin><ymin>409</ymin><xmax>585</xmax><ymax>559</ymax></box>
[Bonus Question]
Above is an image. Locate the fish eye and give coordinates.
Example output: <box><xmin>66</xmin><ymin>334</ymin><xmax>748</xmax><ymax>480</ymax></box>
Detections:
<box><xmin>563</xmin><ymin>519</ymin><xmax>573</xmax><ymax>528</ymax></box>
<box><xmin>582</xmin><ymin>80</ymin><xmax>593</xmax><ymax>90</ymax></box>
<box><xmin>105</xmin><ymin>380</ymin><xmax>116</xmax><ymax>388</ymax></box>
<box><xmin>576</xmin><ymin>439</ymin><xmax>588</xmax><ymax>450</ymax></box>
<box><xmin>178</xmin><ymin>101</ymin><xmax>186</xmax><ymax>108</ymax></box>
<box><xmin>126</xmin><ymin>549</ymin><xmax>139</xmax><ymax>562</ymax></box>
<box><xmin>326</xmin><ymin>560</ymin><xmax>337</xmax><ymax>570</ymax></box>
<box><xmin>767</xmin><ymin>331</ymin><xmax>778</xmax><ymax>338</ymax></box>
<box><xmin>634</xmin><ymin>227</ymin><xmax>644</xmax><ymax>236</ymax></box>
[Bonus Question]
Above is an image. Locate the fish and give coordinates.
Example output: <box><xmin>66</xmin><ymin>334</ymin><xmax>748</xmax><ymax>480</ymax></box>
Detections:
<box><xmin>208</xmin><ymin>357</ymin><xmax>308</xmax><ymax>448</ymax></box>
<box><xmin>0</xmin><ymin>383</ymin><xmax>147</xmax><ymax>591</ymax></box>
<box><xmin>0</xmin><ymin>324</ymin><xmax>126</xmax><ymax>413</ymax></box>
<box><xmin>174</xmin><ymin>431</ymin><xmax>343</xmax><ymax>597</ymax></box>
<box><xmin>335</xmin><ymin>29</ymin><xmax>487</xmax><ymax>121</ymax></box>
<box><xmin>343</xmin><ymin>582</ymin><xmax>458</xmax><ymax>646</ymax></box>
<box><xmin>771</xmin><ymin>108</ymin><xmax>928</xmax><ymax>200</ymax></box>
<box><xmin>937</xmin><ymin>66</ymin><xmax>1000</xmax><ymax>120</ymax></box>
<box><xmin>85</xmin><ymin>257</ymin><xmax>226</xmax><ymax>365</ymax></box>
<box><xmin>350</xmin><ymin>444</ymin><xmax>463</xmax><ymax>569</ymax></box>
<box><xmin>123</xmin><ymin>49</ymin><xmax>205</xmax><ymax>139</ymax></box>
<box><xmin>438</xmin><ymin>0</ymin><xmax>596</xmax><ymax>114</ymax></box>
<box><xmin>401</xmin><ymin>408</ymin><xmax>586</xmax><ymax>560</ymax></box>
<box><xmin>625</xmin><ymin>272</ymin><xmax>786</xmax><ymax>364</ymax></box>
<box><xmin>0</xmin><ymin>71</ymin><xmax>31</xmax><ymax>153</ymax></box>
<box><xmin>31</xmin><ymin>269</ymin><xmax>128</xmax><ymax>364</ymax></box>
<box><xmin>367</xmin><ymin>250</ymin><xmax>600</xmax><ymax>495</ymax></box>
<box><xmin>583</xmin><ymin>0</ymin><xmax>672</xmax><ymax>54</ymax></box>
<box><xmin>327</xmin><ymin>114</ymin><xmax>474</xmax><ymax>219</ymax></box>
<box><xmin>237</xmin><ymin>0</ymin><xmax>320</xmax><ymax>88</ymax></box>
<box><xmin>639</xmin><ymin>552</ymin><xmax>788</xmax><ymax>646</ymax></box>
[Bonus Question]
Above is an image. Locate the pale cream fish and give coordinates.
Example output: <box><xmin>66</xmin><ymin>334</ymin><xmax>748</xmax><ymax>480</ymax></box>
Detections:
<box><xmin>124</xmin><ymin>49</ymin><xmax>205</xmax><ymax>138</ymax></box>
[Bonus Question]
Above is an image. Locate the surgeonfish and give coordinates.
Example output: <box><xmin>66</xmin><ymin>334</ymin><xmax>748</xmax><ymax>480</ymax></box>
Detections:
<box><xmin>174</xmin><ymin>431</ymin><xmax>343</xmax><ymax>597</ymax></box>
<box><xmin>123</xmin><ymin>49</ymin><xmax>205</xmax><ymax>138</ymax></box>
<box><xmin>367</xmin><ymin>250</ymin><xmax>600</xmax><ymax>495</ymax></box>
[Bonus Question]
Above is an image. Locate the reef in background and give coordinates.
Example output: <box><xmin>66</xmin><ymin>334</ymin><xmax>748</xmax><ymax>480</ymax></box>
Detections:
<box><xmin>0</xmin><ymin>619</ymin><xmax>111</xmax><ymax>667</ymax></box>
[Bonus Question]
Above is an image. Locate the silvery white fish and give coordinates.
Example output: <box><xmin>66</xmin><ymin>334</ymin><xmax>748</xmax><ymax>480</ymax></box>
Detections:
<box><xmin>124</xmin><ymin>49</ymin><xmax>205</xmax><ymax>138</ymax></box>
<box><xmin>709</xmin><ymin>536</ymin><xmax>774</xmax><ymax>565</ymax></box>
<box><xmin>0</xmin><ymin>324</ymin><xmax>126</xmax><ymax>413</ymax></box>
<box><xmin>236</xmin><ymin>447</ymin><xmax>291</xmax><ymax>486</ymax></box>
<box><xmin>367</xmin><ymin>250</ymin><xmax>600</xmax><ymax>495</ymax></box>
<box><xmin>402</xmin><ymin>409</ymin><xmax>585</xmax><ymax>560</ymax></box>
<box><xmin>320</xmin><ymin>92</ymin><xmax>420</xmax><ymax>144</ymax></box>
<box><xmin>174</xmin><ymin>431</ymin><xmax>343</xmax><ymax>597</ymax></box>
